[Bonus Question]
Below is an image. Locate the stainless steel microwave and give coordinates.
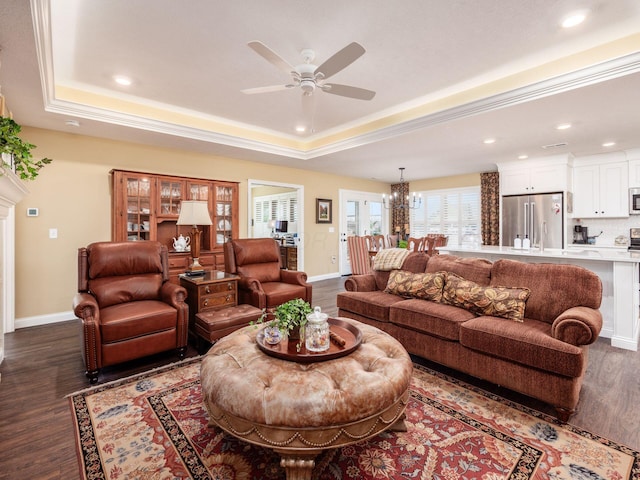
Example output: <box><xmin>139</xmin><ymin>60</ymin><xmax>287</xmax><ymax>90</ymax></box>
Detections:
<box><xmin>630</xmin><ymin>188</ymin><xmax>640</xmax><ymax>214</ymax></box>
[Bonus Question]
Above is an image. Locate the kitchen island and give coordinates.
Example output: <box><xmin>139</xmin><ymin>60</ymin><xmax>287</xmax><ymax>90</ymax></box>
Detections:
<box><xmin>439</xmin><ymin>245</ymin><xmax>640</xmax><ymax>351</ymax></box>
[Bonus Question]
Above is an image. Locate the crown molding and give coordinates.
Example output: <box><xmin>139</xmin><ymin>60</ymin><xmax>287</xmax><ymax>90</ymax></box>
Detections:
<box><xmin>305</xmin><ymin>51</ymin><xmax>640</xmax><ymax>158</ymax></box>
<box><xmin>31</xmin><ymin>0</ymin><xmax>640</xmax><ymax>161</ymax></box>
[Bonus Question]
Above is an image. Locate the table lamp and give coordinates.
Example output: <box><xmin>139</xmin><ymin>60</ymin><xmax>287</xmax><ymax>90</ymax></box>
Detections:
<box><xmin>176</xmin><ymin>200</ymin><xmax>213</xmax><ymax>275</ymax></box>
<box><xmin>268</xmin><ymin>219</ymin><xmax>276</xmax><ymax>237</ymax></box>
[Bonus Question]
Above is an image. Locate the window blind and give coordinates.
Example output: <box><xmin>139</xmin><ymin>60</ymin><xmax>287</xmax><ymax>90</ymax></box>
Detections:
<box><xmin>410</xmin><ymin>186</ymin><xmax>480</xmax><ymax>246</ymax></box>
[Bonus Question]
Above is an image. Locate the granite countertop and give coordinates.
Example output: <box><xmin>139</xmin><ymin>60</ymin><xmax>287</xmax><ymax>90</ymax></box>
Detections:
<box><xmin>439</xmin><ymin>245</ymin><xmax>640</xmax><ymax>263</ymax></box>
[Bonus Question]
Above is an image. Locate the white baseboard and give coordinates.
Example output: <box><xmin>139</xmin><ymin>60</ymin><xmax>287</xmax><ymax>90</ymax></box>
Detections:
<box><xmin>15</xmin><ymin>310</ymin><xmax>75</xmax><ymax>329</ymax></box>
<box><xmin>308</xmin><ymin>272</ymin><xmax>342</xmax><ymax>282</ymax></box>
<box><xmin>611</xmin><ymin>335</ymin><xmax>639</xmax><ymax>352</ymax></box>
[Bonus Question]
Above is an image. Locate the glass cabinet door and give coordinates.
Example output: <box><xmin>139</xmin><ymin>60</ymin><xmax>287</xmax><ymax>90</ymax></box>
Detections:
<box><xmin>188</xmin><ymin>182</ymin><xmax>209</xmax><ymax>201</ymax></box>
<box><xmin>159</xmin><ymin>179</ymin><xmax>184</xmax><ymax>216</ymax></box>
<box><xmin>214</xmin><ymin>184</ymin><xmax>234</xmax><ymax>246</ymax></box>
<box><xmin>126</xmin><ymin>175</ymin><xmax>152</xmax><ymax>241</ymax></box>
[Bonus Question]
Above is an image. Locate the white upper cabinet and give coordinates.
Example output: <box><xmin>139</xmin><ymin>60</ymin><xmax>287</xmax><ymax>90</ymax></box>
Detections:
<box><xmin>627</xmin><ymin>149</ymin><xmax>640</xmax><ymax>188</ymax></box>
<box><xmin>498</xmin><ymin>156</ymin><xmax>570</xmax><ymax>196</ymax></box>
<box><xmin>572</xmin><ymin>153</ymin><xmax>628</xmax><ymax>218</ymax></box>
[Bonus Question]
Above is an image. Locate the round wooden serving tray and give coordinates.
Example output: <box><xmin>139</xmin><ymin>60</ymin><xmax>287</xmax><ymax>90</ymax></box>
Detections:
<box><xmin>256</xmin><ymin>318</ymin><xmax>362</xmax><ymax>363</ymax></box>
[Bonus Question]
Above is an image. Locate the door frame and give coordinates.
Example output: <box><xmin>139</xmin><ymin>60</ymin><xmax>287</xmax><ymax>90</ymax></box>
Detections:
<box><xmin>338</xmin><ymin>189</ymin><xmax>387</xmax><ymax>275</ymax></box>
<box><xmin>247</xmin><ymin>179</ymin><xmax>305</xmax><ymax>272</ymax></box>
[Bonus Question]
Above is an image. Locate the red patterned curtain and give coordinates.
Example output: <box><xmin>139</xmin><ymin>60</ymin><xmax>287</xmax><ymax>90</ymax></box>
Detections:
<box><xmin>481</xmin><ymin>172</ymin><xmax>500</xmax><ymax>246</ymax></box>
<box><xmin>390</xmin><ymin>181</ymin><xmax>410</xmax><ymax>237</ymax></box>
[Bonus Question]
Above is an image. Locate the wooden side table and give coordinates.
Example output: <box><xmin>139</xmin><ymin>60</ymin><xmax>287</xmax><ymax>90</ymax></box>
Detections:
<box><xmin>180</xmin><ymin>270</ymin><xmax>238</xmax><ymax>340</ymax></box>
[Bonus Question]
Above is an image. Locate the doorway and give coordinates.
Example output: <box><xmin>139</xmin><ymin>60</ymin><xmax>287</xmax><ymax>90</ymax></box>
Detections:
<box><xmin>248</xmin><ymin>180</ymin><xmax>304</xmax><ymax>271</ymax></box>
<box><xmin>338</xmin><ymin>190</ymin><xmax>386</xmax><ymax>275</ymax></box>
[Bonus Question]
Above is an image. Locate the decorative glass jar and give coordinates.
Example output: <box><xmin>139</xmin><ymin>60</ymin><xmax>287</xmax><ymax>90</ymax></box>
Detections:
<box><xmin>305</xmin><ymin>306</ymin><xmax>330</xmax><ymax>352</ymax></box>
<box><xmin>263</xmin><ymin>325</ymin><xmax>282</xmax><ymax>345</ymax></box>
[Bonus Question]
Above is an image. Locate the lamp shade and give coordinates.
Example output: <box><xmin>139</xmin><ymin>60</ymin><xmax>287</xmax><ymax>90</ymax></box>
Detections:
<box><xmin>267</xmin><ymin>219</ymin><xmax>276</xmax><ymax>229</ymax></box>
<box><xmin>176</xmin><ymin>201</ymin><xmax>213</xmax><ymax>226</ymax></box>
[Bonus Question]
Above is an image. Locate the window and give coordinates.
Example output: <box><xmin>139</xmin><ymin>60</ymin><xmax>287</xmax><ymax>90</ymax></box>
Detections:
<box><xmin>410</xmin><ymin>187</ymin><xmax>480</xmax><ymax>246</ymax></box>
<box><xmin>253</xmin><ymin>192</ymin><xmax>298</xmax><ymax>237</ymax></box>
<box><xmin>369</xmin><ymin>201</ymin><xmax>383</xmax><ymax>235</ymax></box>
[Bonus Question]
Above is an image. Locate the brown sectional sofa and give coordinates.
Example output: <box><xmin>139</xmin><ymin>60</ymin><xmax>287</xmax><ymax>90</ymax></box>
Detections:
<box><xmin>336</xmin><ymin>252</ymin><xmax>603</xmax><ymax>421</ymax></box>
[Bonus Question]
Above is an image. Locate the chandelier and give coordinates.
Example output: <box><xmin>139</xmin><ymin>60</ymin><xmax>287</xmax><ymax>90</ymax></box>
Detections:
<box><xmin>382</xmin><ymin>168</ymin><xmax>422</xmax><ymax>210</ymax></box>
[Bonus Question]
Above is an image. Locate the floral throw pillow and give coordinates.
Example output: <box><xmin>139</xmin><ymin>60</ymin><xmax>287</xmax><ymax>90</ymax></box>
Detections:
<box><xmin>385</xmin><ymin>270</ymin><xmax>446</xmax><ymax>302</ymax></box>
<box><xmin>442</xmin><ymin>273</ymin><xmax>531</xmax><ymax>322</ymax></box>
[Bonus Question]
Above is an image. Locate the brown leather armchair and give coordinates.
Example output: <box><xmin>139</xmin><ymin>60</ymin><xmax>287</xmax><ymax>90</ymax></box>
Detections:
<box><xmin>224</xmin><ymin>238</ymin><xmax>312</xmax><ymax>309</ymax></box>
<box><xmin>73</xmin><ymin>241</ymin><xmax>189</xmax><ymax>383</ymax></box>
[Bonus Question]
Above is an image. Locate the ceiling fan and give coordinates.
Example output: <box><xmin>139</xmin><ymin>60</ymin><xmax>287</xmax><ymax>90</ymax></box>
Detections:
<box><xmin>241</xmin><ymin>41</ymin><xmax>376</xmax><ymax>101</ymax></box>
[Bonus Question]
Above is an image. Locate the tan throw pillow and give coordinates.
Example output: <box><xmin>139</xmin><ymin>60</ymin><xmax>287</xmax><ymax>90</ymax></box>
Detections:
<box><xmin>385</xmin><ymin>270</ymin><xmax>446</xmax><ymax>302</ymax></box>
<box><xmin>442</xmin><ymin>273</ymin><xmax>530</xmax><ymax>322</ymax></box>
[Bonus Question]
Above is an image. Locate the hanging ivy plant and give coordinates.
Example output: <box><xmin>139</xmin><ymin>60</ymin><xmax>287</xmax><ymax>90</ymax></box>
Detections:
<box><xmin>0</xmin><ymin>116</ymin><xmax>52</xmax><ymax>181</ymax></box>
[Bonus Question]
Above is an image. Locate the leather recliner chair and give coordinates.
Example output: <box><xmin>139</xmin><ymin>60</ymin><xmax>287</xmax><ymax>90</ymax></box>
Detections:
<box><xmin>224</xmin><ymin>238</ymin><xmax>312</xmax><ymax>310</ymax></box>
<box><xmin>73</xmin><ymin>241</ymin><xmax>189</xmax><ymax>383</ymax></box>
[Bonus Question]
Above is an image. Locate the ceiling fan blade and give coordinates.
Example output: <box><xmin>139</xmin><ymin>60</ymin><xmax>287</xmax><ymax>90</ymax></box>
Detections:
<box><xmin>248</xmin><ymin>41</ymin><xmax>294</xmax><ymax>75</ymax></box>
<box><xmin>322</xmin><ymin>83</ymin><xmax>376</xmax><ymax>100</ymax></box>
<box><xmin>314</xmin><ymin>42</ymin><xmax>365</xmax><ymax>80</ymax></box>
<box><xmin>241</xmin><ymin>84</ymin><xmax>292</xmax><ymax>94</ymax></box>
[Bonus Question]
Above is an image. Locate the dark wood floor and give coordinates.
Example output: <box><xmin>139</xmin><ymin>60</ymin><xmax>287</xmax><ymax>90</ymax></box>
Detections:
<box><xmin>1</xmin><ymin>276</ymin><xmax>638</xmax><ymax>479</ymax></box>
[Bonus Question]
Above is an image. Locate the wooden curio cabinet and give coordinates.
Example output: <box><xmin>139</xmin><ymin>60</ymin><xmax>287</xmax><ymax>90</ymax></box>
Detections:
<box><xmin>111</xmin><ymin>170</ymin><xmax>239</xmax><ymax>283</ymax></box>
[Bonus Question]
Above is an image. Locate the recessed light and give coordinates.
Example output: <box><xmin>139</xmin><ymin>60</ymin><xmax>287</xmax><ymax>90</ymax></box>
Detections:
<box><xmin>556</xmin><ymin>123</ymin><xmax>571</xmax><ymax>130</ymax></box>
<box><xmin>295</xmin><ymin>125</ymin><xmax>306</xmax><ymax>133</ymax></box>
<box><xmin>483</xmin><ymin>138</ymin><xmax>496</xmax><ymax>144</ymax></box>
<box><xmin>562</xmin><ymin>11</ymin><xmax>587</xmax><ymax>28</ymax></box>
<box><xmin>113</xmin><ymin>75</ymin><xmax>132</xmax><ymax>86</ymax></box>
<box><xmin>518</xmin><ymin>155</ymin><xmax>529</xmax><ymax>160</ymax></box>
<box><xmin>602</xmin><ymin>142</ymin><xmax>616</xmax><ymax>147</ymax></box>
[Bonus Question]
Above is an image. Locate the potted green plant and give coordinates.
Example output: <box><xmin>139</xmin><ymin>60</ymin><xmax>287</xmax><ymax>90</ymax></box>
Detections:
<box><xmin>254</xmin><ymin>298</ymin><xmax>313</xmax><ymax>350</ymax></box>
<box><xmin>0</xmin><ymin>116</ymin><xmax>52</xmax><ymax>181</ymax></box>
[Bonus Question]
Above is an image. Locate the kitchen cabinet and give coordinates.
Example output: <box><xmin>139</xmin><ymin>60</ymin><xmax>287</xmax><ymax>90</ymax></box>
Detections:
<box><xmin>630</xmin><ymin>159</ymin><xmax>640</xmax><ymax>188</ymax></box>
<box><xmin>112</xmin><ymin>170</ymin><xmax>239</xmax><ymax>282</ymax></box>
<box><xmin>498</xmin><ymin>157</ymin><xmax>569</xmax><ymax>196</ymax></box>
<box><xmin>572</xmin><ymin>161</ymin><xmax>628</xmax><ymax>218</ymax></box>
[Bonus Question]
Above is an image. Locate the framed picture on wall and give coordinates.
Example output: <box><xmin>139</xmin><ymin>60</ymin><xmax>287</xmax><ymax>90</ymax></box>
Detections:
<box><xmin>316</xmin><ymin>198</ymin><xmax>332</xmax><ymax>224</ymax></box>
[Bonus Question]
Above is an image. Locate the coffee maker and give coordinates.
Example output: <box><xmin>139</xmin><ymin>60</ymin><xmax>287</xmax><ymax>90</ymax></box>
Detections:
<box><xmin>573</xmin><ymin>225</ymin><xmax>588</xmax><ymax>244</ymax></box>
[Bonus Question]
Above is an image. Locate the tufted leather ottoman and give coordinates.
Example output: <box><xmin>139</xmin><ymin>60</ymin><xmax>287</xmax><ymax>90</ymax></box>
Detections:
<box><xmin>200</xmin><ymin>317</ymin><xmax>412</xmax><ymax>480</ymax></box>
<box><xmin>195</xmin><ymin>304</ymin><xmax>262</xmax><ymax>351</ymax></box>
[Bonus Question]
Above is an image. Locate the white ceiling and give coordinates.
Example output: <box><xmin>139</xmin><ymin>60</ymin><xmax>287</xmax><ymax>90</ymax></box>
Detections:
<box><xmin>1</xmin><ymin>0</ymin><xmax>640</xmax><ymax>183</ymax></box>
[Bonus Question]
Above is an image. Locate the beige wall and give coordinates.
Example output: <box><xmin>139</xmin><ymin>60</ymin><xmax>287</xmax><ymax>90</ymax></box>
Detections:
<box><xmin>15</xmin><ymin>127</ymin><xmax>481</xmax><ymax>319</ymax></box>
<box><xmin>15</xmin><ymin>127</ymin><xmax>394</xmax><ymax>319</ymax></box>
<box><xmin>411</xmin><ymin>172</ymin><xmax>481</xmax><ymax>191</ymax></box>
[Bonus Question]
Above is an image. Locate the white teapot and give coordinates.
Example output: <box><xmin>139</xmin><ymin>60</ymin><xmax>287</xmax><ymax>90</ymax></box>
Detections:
<box><xmin>172</xmin><ymin>234</ymin><xmax>190</xmax><ymax>252</ymax></box>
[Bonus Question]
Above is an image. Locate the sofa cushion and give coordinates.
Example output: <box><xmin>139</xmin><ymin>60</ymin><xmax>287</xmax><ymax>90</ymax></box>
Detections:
<box><xmin>442</xmin><ymin>273</ymin><xmax>531</xmax><ymax>322</ymax></box>
<box><xmin>426</xmin><ymin>254</ymin><xmax>492</xmax><ymax>286</ymax></box>
<box><xmin>390</xmin><ymin>299</ymin><xmax>475</xmax><ymax>341</ymax></box>
<box><xmin>373</xmin><ymin>248</ymin><xmax>410</xmax><ymax>271</ymax></box>
<box><xmin>100</xmin><ymin>300</ymin><xmax>177</xmax><ymax>343</ymax></box>
<box><xmin>384</xmin><ymin>270</ymin><xmax>446</xmax><ymax>301</ymax></box>
<box><xmin>336</xmin><ymin>291</ymin><xmax>405</xmax><ymax>323</ymax></box>
<box><xmin>89</xmin><ymin>273</ymin><xmax>163</xmax><ymax>308</ymax></box>
<box><xmin>490</xmin><ymin>259</ymin><xmax>602</xmax><ymax>323</ymax></box>
<box><xmin>374</xmin><ymin>252</ymin><xmax>429</xmax><ymax>291</ymax></box>
<box><xmin>460</xmin><ymin>316</ymin><xmax>585</xmax><ymax>377</ymax></box>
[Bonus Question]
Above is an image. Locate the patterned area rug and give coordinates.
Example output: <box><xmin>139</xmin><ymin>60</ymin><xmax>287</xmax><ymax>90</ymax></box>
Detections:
<box><xmin>69</xmin><ymin>357</ymin><xmax>639</xmax><ymax>479</ymax></box>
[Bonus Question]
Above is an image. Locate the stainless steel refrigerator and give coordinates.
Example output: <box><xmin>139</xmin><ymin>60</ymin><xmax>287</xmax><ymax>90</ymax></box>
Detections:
<box><xmin>501</xmin><ymin>192</ymin><xmax>564</xmax><ymax>249</ymax></box>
